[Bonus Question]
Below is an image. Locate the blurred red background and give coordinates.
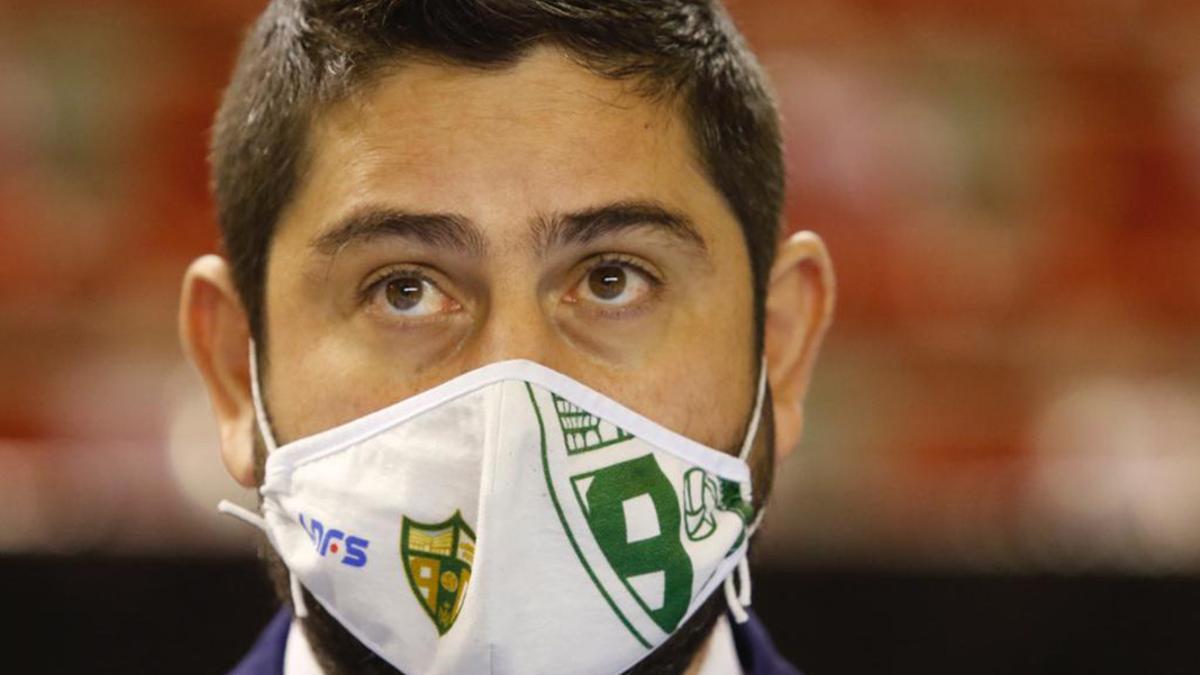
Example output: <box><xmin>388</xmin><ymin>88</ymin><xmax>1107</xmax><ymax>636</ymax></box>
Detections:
<box><xmin>1</xmin><ymin>0</ymin><xmax>1198</xmax><ymax>574</ymax></box>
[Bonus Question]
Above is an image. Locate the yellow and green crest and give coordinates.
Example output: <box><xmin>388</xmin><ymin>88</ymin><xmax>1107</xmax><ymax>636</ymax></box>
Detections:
<box><xmin>400</xmin><ymin>510</ymin><xmax>476</xmax><ymax>635</ymax></box>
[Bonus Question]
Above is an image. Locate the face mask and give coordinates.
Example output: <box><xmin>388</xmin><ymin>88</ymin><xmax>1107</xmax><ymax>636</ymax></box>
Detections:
<box><xmin>220</xmin><ymin>355</ymin><xmax>766</xmax><ymax>675</ymax></box>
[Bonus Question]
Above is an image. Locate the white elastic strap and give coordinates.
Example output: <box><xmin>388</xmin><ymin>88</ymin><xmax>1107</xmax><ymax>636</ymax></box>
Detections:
<box><xmin>737</xmin><ymin>358</ymin><xmax>769</xmax><ymax>462</ymax></box>
<box><xmin>248</xmin><ymin>339</ymin><xmax>279</xmax><ymax>453</ymax></box>
<box><xmin>218</xmin><ymin>499</ymin><xmax>268</xmax><ymax>532</ymax></box>
<box><xmin>723</xmin><ymin>556</ymin><xmax>753</xmax><ymax>624</ymax></box>
<box><xmin>737</xmin><ymin>556</ymin><xmax>752</xmax><ymax>607</ymax></box>
<box><xmin>290</xmin><ymin>569</ymin><xmax>310</xmax><ymax>618</ymax></box>
<box><xmin>729</xmin><ymin>452</ymin><xmax>766</xmax><ymax>624</ymax></box>
<box><xmin>218</xmin><ymin>499</ymin><xmax>309</xmax><ymax>618</ymax></box>
<box><xmin>747</xmin><ymin>506</ymin><xmax>766</xmax><ymax>536</ymax></box>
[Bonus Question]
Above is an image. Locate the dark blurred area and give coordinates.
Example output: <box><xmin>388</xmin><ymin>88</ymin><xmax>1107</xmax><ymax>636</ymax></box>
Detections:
<box><xmin>8</xmin><ymin>557</ymin><xmax>1200</xmax><ymax>674</ymax></box>
<box><xmin>1</xmin><ymin>0</ymin><xmax>1198</xmax><ymax>672</ymax></box>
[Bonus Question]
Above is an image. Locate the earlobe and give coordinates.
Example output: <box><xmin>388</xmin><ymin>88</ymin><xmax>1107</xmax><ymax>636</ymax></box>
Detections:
<box><xmin>763</xmin><ymin>231</ymin><xmax>836</xmax><ymax>462</ymax></box>
<box><xmin>179</xmin><ymin>255</ymin><xmax>259</xmax><ymax>487</ymax></box>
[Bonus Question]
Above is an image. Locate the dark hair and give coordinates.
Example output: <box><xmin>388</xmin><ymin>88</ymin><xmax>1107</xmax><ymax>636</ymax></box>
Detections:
<box><xmin>211</xmin><ymin>0</ymin><xmax>784</xmax><ymax>343</ymax></box>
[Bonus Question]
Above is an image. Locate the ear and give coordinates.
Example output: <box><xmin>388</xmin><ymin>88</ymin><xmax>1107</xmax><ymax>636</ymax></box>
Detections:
<box><xmin>178</xmin><ymin>254</ymin><xmax>258</xmax><ymax>487</ymax></box>
<box><xmin>764</xmin><ymin>231</ymin><xmax>836</xmax><ymax>462</ymax></box>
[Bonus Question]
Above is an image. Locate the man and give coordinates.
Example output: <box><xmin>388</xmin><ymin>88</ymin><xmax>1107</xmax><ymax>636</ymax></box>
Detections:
<box><xmin>179</xmin><ymin>1</ymin><xmax>834</xmax><ymax>673</ymax></box>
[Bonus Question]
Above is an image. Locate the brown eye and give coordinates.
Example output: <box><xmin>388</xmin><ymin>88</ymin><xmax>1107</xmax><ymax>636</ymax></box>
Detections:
<box><xmin>385</xmin><ymin>276</ymin><xmax>425</xmax><ymax>311</ymax></box>
<box><xmin>364</xmin><ymin>266</ymin><xmax>458</xmax><ymax>321</ymax></box>
<box><xmin>588</xmin><ymin>265</ymin><xmax>627</xmax><ymax>300</ymax></box>
<box><xmin>572</xmin><ymin>260</ymin><xmax>655</xmax><ymax>309</ymax></box>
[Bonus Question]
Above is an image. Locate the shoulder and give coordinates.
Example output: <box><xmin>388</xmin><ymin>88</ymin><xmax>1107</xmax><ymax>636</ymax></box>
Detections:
<box><xmin>730</xmin><ymin>610</ymin><xmax>803</xmax><ymax>675</ymax></box>
<box><xmin>227</xmin><ymin>609</ymin><xmax>290</xmax><ymax>675</ymax></box>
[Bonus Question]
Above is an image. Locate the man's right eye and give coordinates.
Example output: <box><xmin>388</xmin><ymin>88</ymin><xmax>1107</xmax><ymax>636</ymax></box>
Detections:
<box><xmin>365</xmin><ymin>270</ymin><xmax>460</xmax><ymax>319</ymax></box>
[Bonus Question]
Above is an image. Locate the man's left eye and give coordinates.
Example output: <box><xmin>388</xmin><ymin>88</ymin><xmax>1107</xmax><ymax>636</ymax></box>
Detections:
<box><xmin>573</xmin><ymin>262</ymin><xmax>655</xmax><ymax>307</ymax></box>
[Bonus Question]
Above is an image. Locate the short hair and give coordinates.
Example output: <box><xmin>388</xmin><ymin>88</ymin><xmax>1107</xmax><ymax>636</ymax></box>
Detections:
<box><xmin>211</xmin><ymin>0</ymin><xmax>784</xmax><ymax>342</ymax></box>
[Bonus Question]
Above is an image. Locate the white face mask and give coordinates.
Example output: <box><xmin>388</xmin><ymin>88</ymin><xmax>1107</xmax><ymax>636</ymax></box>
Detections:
<box><xmin>220</xmin><ymin>356</ymin><xmax>766</xmax><ymax>675</ymax></box>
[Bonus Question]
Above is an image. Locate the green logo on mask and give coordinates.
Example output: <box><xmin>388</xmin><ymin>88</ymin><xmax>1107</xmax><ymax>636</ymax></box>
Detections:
<box><xmin>682</xmin><ymin>468</ymin><xmax>720</xmax><ymax>542</ymax></box>
<box><xmin>400</xmin><ymin>511</ymin><xmax>475</xmax><ymax>636</ymax></box>
<box><xmin>529</xmin><ymin>384</ymin><xmax>695</xmax><ymax>648</ymax></box>
<box><xmin>683</xmin><ymin>468</ymin><xmax>755</xmax><ymax>548</ymax></box>
<box><xmin>551</xmin><ymin>392</ymin><xmax>634</xmax><ymax>454</ymax></box>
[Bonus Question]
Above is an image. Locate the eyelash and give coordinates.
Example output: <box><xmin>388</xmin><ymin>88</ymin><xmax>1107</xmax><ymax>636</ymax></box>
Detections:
<box><xmin>572</xmin><ymin>253</ymin><xmax>664</xmax><ymax>316</ymax></box>
<box><xmin>358</xmin><ymin>265</ymin><xmax>444</xmax><ymax>306</ymax></box>
<box><xmin>357</xmin><ymin>255</ymin><xmax>664</xmax><ymax>316</ymax></box>
<box><xmin>587</xmin><ymin>254</ymin><xmax>661</xmax><ymax>283</ymax></box>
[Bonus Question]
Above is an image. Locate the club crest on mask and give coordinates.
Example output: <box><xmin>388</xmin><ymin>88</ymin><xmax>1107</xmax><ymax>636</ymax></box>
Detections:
<box><xmin>400</xmin><ymin>510</ymin><xmax>476</xmax><ymax>635</ymax></box>
<box><xmin>530</xmin><ymin>385</ymin><xmax>709</xmax><ymax>649</ymax></box>
<box><xmin>683</xmin><ymin>468</ymin><xmax>755</xmax><ymax>546</ymax></box>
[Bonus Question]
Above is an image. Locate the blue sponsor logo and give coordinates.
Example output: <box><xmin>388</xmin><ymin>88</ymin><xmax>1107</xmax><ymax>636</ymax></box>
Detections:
<box><xmin>299</xmin><ymin>513</ymin><xmax>370</xmax><ymax>568</ymax></box>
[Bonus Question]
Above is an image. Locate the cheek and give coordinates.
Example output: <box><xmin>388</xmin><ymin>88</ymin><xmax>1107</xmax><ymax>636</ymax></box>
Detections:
<box><xmin>648</xmin><ymin>257</ymin><xmax>757</xmax><ymax>449</ymax></box>
<box><xmin>635</xmin><ymin>356</ymin><xmax>757</xmax><ymax>457</ymax></box>
<box><xmin>623</xmin><ymin>296</ymin><xmax>757</xmax><ymax>451</ymax></box>
<box><xmin>259</xmin><ymin>248</ymin><xmax>424</xmax><ymax>443</ymax></box>
<box><xmin>261</xmin><ymin>326</ymin><xmax>397</xmax><ymax>445</ymax></box>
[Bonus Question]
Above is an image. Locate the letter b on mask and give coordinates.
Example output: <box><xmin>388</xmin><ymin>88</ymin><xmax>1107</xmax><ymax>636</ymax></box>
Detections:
<box><xmin>571</xmin><ymin>454</ymin><xmax>693</xmax><ymax>633</ymax></box>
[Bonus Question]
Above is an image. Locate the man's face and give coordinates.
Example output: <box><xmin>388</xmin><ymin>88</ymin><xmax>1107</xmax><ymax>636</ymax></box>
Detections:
<box><xmin>182</xmin><ymin>39</ymin><xmax>834</xmax><ymax>675</ymax></box>
<box><xmin>261</xmin><ymin>46</ymin><xmax>760</xmax><ymax>453</ymax></box>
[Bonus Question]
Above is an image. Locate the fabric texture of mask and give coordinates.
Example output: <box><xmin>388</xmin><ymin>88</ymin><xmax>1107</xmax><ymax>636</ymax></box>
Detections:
<box><xmin>225</xmin><ymin>358</ymin><xmax>763</xmax><ymax>675</ymax></box>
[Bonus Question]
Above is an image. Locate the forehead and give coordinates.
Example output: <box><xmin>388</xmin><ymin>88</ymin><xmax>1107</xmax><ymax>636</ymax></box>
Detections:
<box><xmin>279</xmin><ymin>46</ymin><xmax>739</xmax><ymax>248</ymax></box>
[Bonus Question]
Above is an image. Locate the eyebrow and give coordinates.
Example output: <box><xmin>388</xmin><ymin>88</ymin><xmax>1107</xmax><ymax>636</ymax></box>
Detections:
<box><xmin>310</xmin><ymin>208</ymin><xmax>489</xmax><ymax>258</ymax></box>
<box><xmin>308</xmin><ymin>200</ymin><xmax>709</xmax><ymax>261</ymax></box>
<box><xmin>532</xmin><ymin>200</ymin><xmax>709</xmax><ymax>259</ymax></box>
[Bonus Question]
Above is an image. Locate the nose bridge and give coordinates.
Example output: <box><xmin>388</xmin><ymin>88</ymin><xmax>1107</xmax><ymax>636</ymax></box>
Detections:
<box><xmin>466</xmin><ymin>288</ymin><xmax>562</xmax><ymax>368</ymax></box>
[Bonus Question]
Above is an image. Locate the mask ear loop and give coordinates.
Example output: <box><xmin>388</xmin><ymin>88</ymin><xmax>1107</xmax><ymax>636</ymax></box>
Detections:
<box><xmin>218</xmin><ymin>499</ymin><xmax>267</xmax><ymax>531</ymax></box>
<box><xmin>218</xmin><ymin>500</ymin><xmax>311</xmax><ymax>618</ymax></box>
<box><xmin>248</xmin><ymin>338</ymin><xmax>279</xmax><ymax>453</ymax></box>
<box><xmin>737</xmin><ymin>358</ymin><xmax>769</xmax><ymax>463</ymax></box>
<box><xmin>213</xmin><ymin>340</ymin><xmax>310</xmax><ymax>618</ymax></box>
<box><xmin>724</xmin><ymin>558</ymin><xmax>753</xmax><ymax>624</ymax></box>
<box><xmin>726</xmin><ymin>358</ymin><xmax>768</xmax><ymax>624</ymax></box>
<box><xmin>288</xmin><ymin>569</ymin><xmax>311</xmax><ymax>619</ymax></box>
